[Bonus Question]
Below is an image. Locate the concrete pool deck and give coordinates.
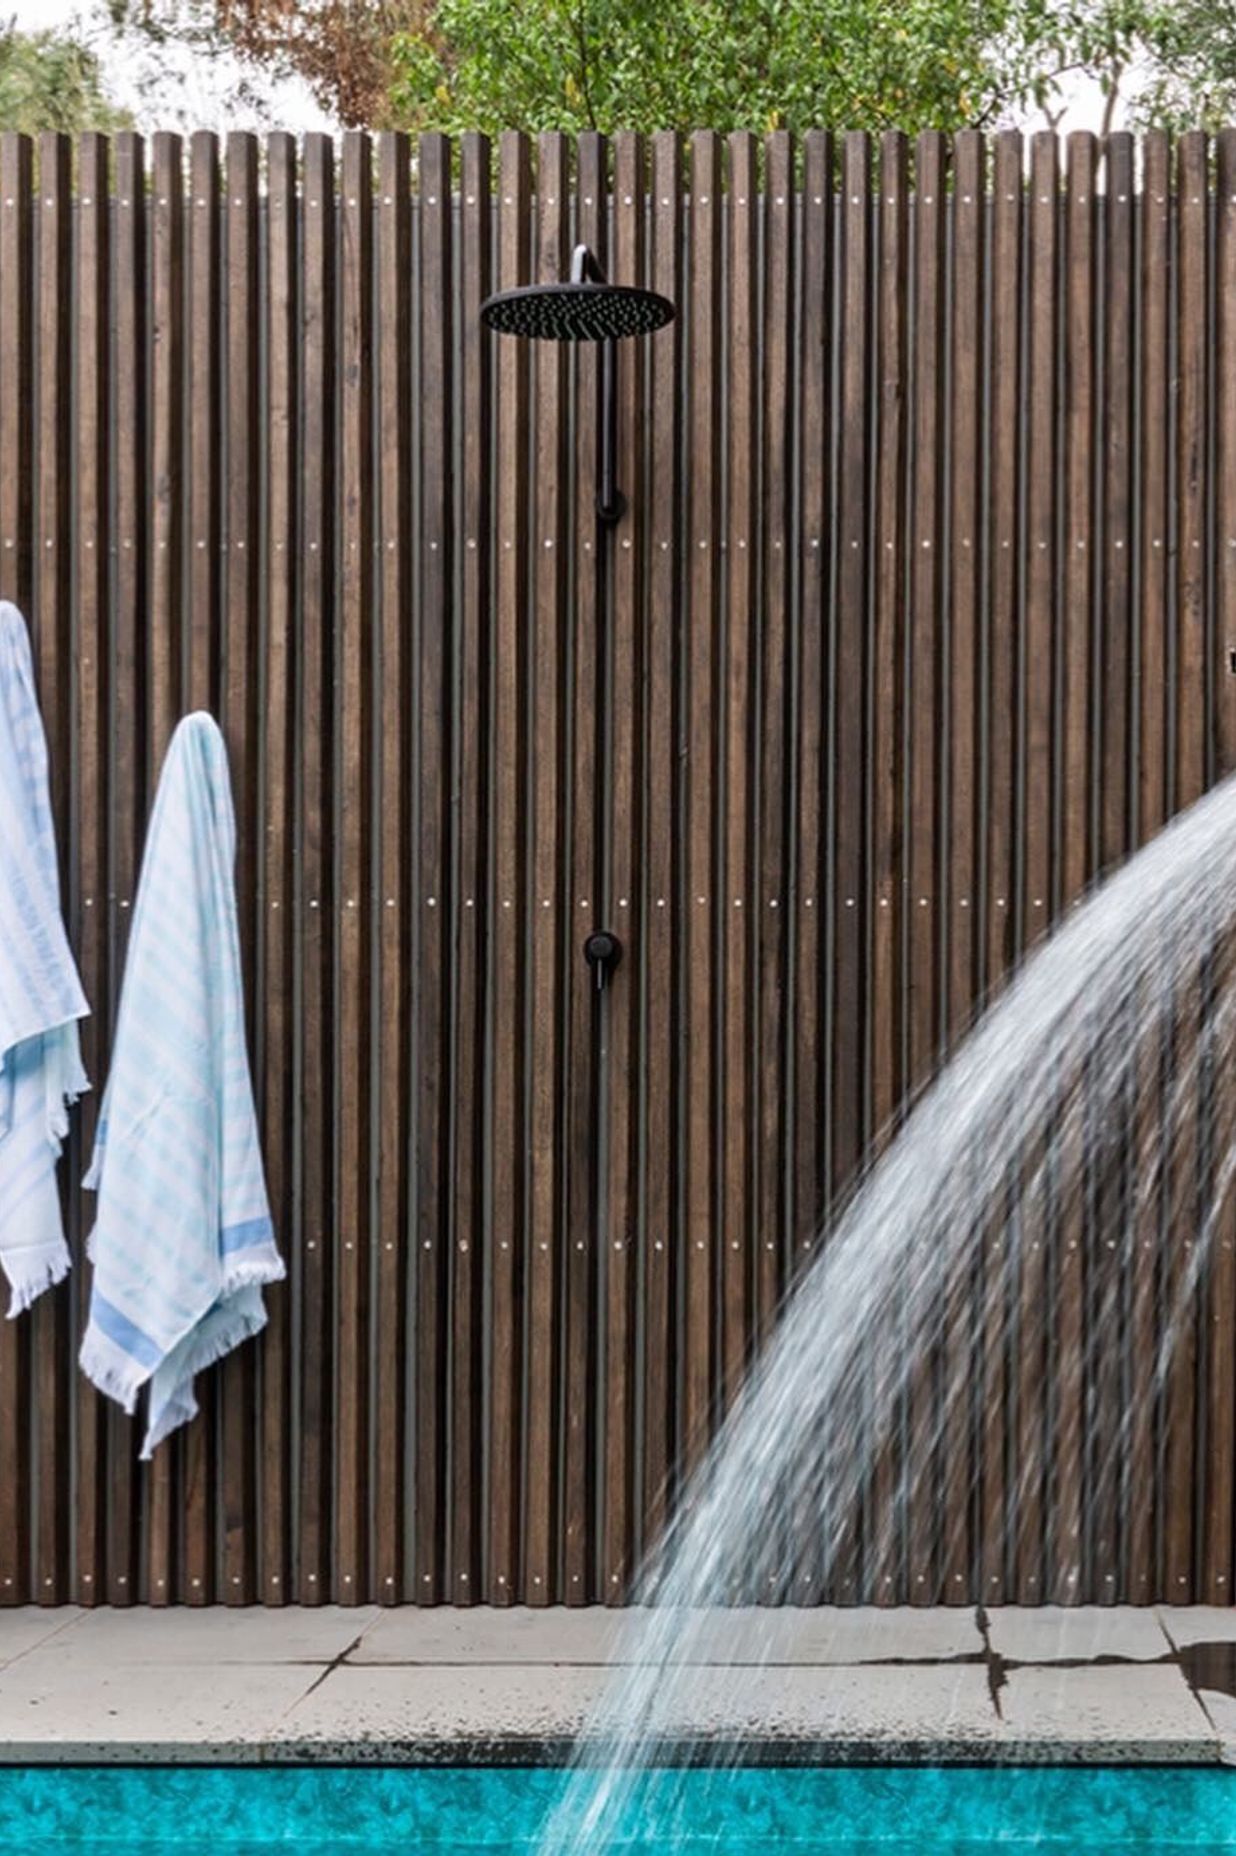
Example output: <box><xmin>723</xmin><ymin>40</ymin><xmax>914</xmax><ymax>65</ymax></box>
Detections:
<box><xmin>1</xmin><ymin>1606</ymin><xmax>1235</xmax><ymax>1766</ymax></box>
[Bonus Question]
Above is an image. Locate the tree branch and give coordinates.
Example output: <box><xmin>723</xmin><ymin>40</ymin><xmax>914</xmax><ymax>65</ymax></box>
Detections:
<box><xmin>571</xmin><ymin>3</ymin><xmax>597</xmax><ymax>129</ymax></box>
<box><xmin>1100</xmin><ymin>61</ymin><xmax>1124</xmax><ymax>140</ymax></box>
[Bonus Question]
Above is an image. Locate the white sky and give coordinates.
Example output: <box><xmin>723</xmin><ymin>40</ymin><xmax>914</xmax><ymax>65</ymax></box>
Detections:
<box><xmin>4</xmin><ymin>0</ymin><xmax>1120</xmax><ymax>140</ymax></box>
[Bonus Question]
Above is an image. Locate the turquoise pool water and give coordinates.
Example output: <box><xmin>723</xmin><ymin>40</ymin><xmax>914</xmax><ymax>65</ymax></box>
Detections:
<box><xmin>3</xmin><ymin>1764</ymin><xmax>1236</xmax><ymax>1851</ymax></box>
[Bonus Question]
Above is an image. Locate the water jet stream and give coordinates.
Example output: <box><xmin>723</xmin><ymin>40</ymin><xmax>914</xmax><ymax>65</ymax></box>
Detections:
<box><xmin>541</xmin><ymin>773</ymin><xmax>1236</xmax><ymax>1851</ymax></box>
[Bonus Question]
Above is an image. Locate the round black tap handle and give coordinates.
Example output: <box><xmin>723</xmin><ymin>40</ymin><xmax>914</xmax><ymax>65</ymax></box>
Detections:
<box><xmin>583</xmin><ymin>930</ymin><xmax>623</xmax><ymax>990</ymax></box>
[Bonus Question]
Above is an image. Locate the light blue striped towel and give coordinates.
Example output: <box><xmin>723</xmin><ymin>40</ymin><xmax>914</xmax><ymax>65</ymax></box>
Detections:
<box><xmin>80</xmin><ymin>713</ymin><xmax>283</xmax><ymax>1458</ymax></box>
<box><xmin>0</xmin><ymin>601</ymin><xmax>89</xmax><ymax>1316</ymax></box>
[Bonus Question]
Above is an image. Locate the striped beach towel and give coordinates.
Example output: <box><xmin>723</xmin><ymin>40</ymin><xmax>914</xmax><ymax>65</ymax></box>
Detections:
<box><xmin>80</xmin><ymin>712</ymin><xmax>283</xmax><ymax>1458</ymax></box>
<box><xmin>0</xmin><ymin>602</ymin><xmax>89</xmax><ymax>1316</ymax></box>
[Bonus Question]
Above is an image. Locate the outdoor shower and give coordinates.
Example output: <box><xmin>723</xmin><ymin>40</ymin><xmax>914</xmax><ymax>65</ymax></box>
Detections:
<box><xmin>481</xmin><ymin>241</ymin><xmax>674</xmax><ymax>988</ymax></box>
<box><xmin>479</xmin><ymin>241</ymin><xmax>674</xmax><ymax>526</ymax></box>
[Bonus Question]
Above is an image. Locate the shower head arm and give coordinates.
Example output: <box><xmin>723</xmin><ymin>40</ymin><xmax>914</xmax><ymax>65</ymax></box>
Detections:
<box><xmin>565</xmin><ymin>248</ymin><xmax>624</xmax><ymax>522</ymax></box>
<box><xmin>570</xmin><ymin>243</ymin><xmax>607</xmax><ymax>286</ymax></box>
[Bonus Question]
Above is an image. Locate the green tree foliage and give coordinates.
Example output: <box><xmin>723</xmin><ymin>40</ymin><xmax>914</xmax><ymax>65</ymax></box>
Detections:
<box><xmin>0</xmin><ymin>20</ymin><xmax>131</xmax><ymax>133</ymax></box>
<box><xmin>995</xmin><ymin>0</ymin><xmax>1236</xmax><ymax>133</ymax></box>
<box><xmin>388</xmin><ymin>0</ymin><xmax>1030</xmax><ymax>138</ymax></box>
<box><xmin>109</xmin><ymin>0</ymin><xmax>1236</xmax><ymax>133</ymax></box>
<box><xmin>1132</xmin><ymin>0</ymin><xmax>1236</xmax><ymax>130</ymax></box>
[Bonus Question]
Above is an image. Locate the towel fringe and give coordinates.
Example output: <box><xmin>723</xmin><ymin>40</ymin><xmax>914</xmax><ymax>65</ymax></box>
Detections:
<box><xmin>46</xmin><ymin>1075</ymin><xmax>87</xmax><ymax>1150</ymax></box>
<box><xmin>219</xmin><ymin>1254</ymin><xmax>286</xmax><ymax>1302</ymax></box>
<box><xmin>78</xmin><ymin>1331</ymin><xmax>142</xmax><ymax>1414</ymax></box>
<box><xmin>5</xmin><ymin>1250</ymin><xmax>69</xmax><ymax>1319</ymax></box>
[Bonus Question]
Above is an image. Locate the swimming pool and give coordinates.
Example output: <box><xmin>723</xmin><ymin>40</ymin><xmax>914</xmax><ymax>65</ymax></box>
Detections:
<box><xmin>3</xmin><ymin>1764</ymin><xmax>1236</xmax><ymax>1851</ymax></box>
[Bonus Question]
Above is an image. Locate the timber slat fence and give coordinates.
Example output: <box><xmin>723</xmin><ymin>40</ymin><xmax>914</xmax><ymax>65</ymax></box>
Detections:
<box><xmin>0</xmin><ymin>126</ymin><xmax>1235</xmax><ymax>1606</ymax></box>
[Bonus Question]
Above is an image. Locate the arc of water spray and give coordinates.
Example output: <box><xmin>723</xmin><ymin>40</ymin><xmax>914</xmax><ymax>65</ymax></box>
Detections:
<box><xmin>541</xmin><ymin>771</ymin><xmax>1236</xmax><ymax>1851</ymax></box>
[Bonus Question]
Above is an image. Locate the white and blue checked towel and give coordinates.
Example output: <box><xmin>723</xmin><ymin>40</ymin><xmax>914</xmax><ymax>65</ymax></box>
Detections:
<box><xmin>0</xmin><ymin>601</ymin><xmax>89</xmax><ymax>1317</ymax></box>
<box><xmin>80</xmin><ymin>712</ymin><xmax>283</xmax><ymax>1457</ymax></box>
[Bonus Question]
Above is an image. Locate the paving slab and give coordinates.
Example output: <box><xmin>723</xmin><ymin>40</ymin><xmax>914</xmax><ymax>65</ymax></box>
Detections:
<box><xmin>751</xmin><ymin>1607</ymin><xmax>985</xmax><ymax>1666</ymax></box>
<box><xmin>0</xmin><ymin>1607</ymin><xmax>1222</xmax><ymax>1765</ymax></box>
<box><xmin>1159</xmin><ymin>1606</ymin><xmax>1236</xmax><ymax>1650</ymax></box>
<box><xmin>998</xmin><ymin>1665</ymin><xmax>1217</xmax><ymax>1761</ymax></box>
<box><xmin>275</xmin><ymin>1661</ymin><xmax>1000</xmax><ymax>1758</ymax></box>
<box><xmin>352</xmin><ymin>1607</ymin><xmax>625</xmax><ymax>1665</ymax></box>
<box><xmin>0</xmin><ymin>1654</ymin><xmax>319</xmax><ymax>1762</ymax></box>
<box><xmin>276</xmin><ymin>1663</ymin><xmax>605</xmax><ymax>1749</ymax></box>
<box><xmin>38</xmin><ymin>1604</ymin><xmax>379</xmax><ymax>1665</ymax></box>
<box><xmin>0</xmin><ymin>1610</ymin><xmax>82</xmax><ymax>1670</ymax></box>
<box><xmin>352</xmin><ymin>1606</ymin><xmax>984</xmax><ymax>1668</ymax></box>
<box><xmin>707</xmin><ymin>1664</ymin><xmax>1000</xmax><ymax>1745</ymax></box>
<box><xmin>984</xmin><ymin>1606</ymin><xmax>1170</xmax><ymax>1664</ymax></box>
<box><xmin>669</xmin><ymin>1608</ymin><xmax>984</xmax><ymax>1667</ymax></box>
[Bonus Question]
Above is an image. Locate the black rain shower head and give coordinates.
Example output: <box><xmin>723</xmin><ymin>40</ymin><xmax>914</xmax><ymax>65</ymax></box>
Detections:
<box><xmin>479</xmin><ymin>280</ymin><xmax>674</xmax><ymax>342</ymax></box>
<box><xmin>479</xmin><ymin>240</ymin><xmax>674</xmax><ymax>344</ymax></box>
<box><xmin>480</xmin><ymin>244</ymin><xmax>674</xmax><ymax>524</ymax></box>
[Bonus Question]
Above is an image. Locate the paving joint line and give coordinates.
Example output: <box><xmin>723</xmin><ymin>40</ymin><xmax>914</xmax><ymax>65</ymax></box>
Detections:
<box><xmin>272</xmin><ymin>1624</ymin><xmax>379</xmax><ymax>1725</ymax></box>
<box><xmin>975</xmin><ymin>1605</ymin><xmax>1006</xmax><ymax>1719</ymax></box>
<box><xmin>0</xmin><ymin>1609</ymin><xmax>86</xmax><ymax>1676</ymax></box>
<box><xmin>1155</xmin><ymin>1607</ymin><xmax>1183</xmax><ymax>1656</ymax></box>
